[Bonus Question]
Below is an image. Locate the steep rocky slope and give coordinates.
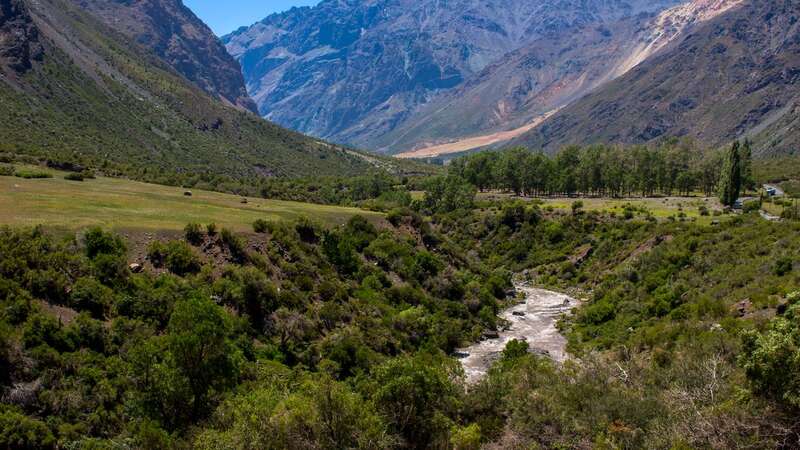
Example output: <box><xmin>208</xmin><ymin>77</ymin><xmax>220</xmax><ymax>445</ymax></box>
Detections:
<box><xmin>513</xmin><ymin>0</ymin><xmax>800</xmax><ymax>156</ymax></box>
<box><xmin>75</xmin><ymin>0</ymin><xmax>257</xmax><ymax>112</ymax></box>
<box><xmin>0</xmin><ymin>0</ymin><xmax>43</xmax><ymax>73</ymax></box>
<box><xmin>0</xmin><ymin>0</ymin><xmax>376</xmax><ymax>179</ymax></box>
<box><xmin>387</xmin><ymin>0</ymin><xmax>745</xmax><ymax>155</ymax></box>
<box><xmin>225</xmin><ymin>0</ymin><xmax>680</xmax><ymax>151</ymax></box>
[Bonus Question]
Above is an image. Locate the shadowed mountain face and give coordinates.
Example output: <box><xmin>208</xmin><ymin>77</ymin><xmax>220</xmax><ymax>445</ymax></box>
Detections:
<box><xmin>0</xmin><ymin>0</ymin><xmax>43</xmax><ymax>73</ymax></box>
<box><xmin>0</xmin><ymin>0</ymin><xmax>375</xmax><ymax>179</ymax></box>
<box><xmin>225</xmin><ymin>0</ymin><xmax>681</xmax><ymax>152</ymax></box>
<box><xmin>76</xmin><ymin>0</ymin><xmax>257</xmax><ymax>112</ymax></box>
<box><xmin>512</xmin><ymin>0</ymin><xmax>800</xmax><ymax>156</ymax></box>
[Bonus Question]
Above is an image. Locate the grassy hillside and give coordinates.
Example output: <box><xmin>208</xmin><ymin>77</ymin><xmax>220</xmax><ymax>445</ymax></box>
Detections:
<box><xmin>0</xmin><ymin>0</ymin><xmax>377</xmax><ymax>183</ymax></box>
<box><xmin>0</xmin><ymin>167</ymin><xmax>382</xmax><ymax>232</ymax></box>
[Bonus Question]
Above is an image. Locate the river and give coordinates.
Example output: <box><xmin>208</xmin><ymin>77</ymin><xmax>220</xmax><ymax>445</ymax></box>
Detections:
<box><xmin>457</xmin><ymin>284</ymin><xmax>579</xmax><ymax>384</ymax></box>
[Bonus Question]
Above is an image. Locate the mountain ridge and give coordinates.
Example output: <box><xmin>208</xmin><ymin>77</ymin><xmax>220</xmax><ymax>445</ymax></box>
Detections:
<box><xmin>511</xmin><ymin>0</ymin><xmax>800</xmax><ymax>156</ymax></box>
<box><xmin>225</xmin><ymin>0</ymin><xmax>682</xmax><ymax>152</ymax></box>
<box><xmin>75</xmin><ymin>0</ymin><xmax>258</xmax><ymax>113</ymax></box>
<box><xmin>0</xmin><ymin>0</ymin><xmax>378</xmax><ymax>183</ymax></box>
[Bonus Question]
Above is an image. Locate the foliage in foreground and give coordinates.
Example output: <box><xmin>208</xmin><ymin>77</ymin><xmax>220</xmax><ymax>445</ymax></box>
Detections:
<box><xmin>1</xmin><ymin>206</ymin><xmax>799</xmax><ymax>448</ymax></box>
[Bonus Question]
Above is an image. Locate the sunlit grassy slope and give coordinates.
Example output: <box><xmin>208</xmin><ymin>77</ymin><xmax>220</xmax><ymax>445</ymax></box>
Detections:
<box><xmin>0</xmin><ymin>169</ymin><xmax>382</xmax><ymax>232</ymax></box>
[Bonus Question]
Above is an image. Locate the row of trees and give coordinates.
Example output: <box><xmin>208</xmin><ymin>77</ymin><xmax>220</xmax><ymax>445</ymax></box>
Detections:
<box><xmin>448</xmin><ymin>140</ymin><xmax>755</xmax><ymax>199</ymax></box>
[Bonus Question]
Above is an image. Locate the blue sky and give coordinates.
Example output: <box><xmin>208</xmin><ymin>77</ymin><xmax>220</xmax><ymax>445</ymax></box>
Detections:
<box><xmin>185</xmin><ymin>0</ymin><xmax>320</xmax><ymax>36</ymax></box>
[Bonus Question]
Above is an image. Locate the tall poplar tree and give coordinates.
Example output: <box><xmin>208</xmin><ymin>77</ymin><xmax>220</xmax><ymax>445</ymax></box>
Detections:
<box><xmin>718</xmin><ymin>141</ymin><xmax>742</xmax><ymax>206</ymax></box>
<box><xmin>740</xmin><ymin>139</ymin><xmax>755</xmax><ymax>193</ymax></box>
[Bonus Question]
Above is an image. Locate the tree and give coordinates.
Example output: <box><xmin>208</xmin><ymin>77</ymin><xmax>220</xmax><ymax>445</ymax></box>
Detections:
<box><xmin>718</xmin><ymin>141</ymin><xmax>742</xmax><ymax>207</ymax></box>
<box><xmin>740</xmin><ymin>304</ymin><xmax>800</xmax><ymax>409</ymax></box>
<box><xmin>167</xmin><ymin>296</ymin><xmax>240</xmax><ymax>422</ymax></box>
<box><xmin>422</xmin><ymin>175</ymin><xmax>476</xmax><ymax>213</ymax></box>
<box><xmin>369</xmin><ymin>353</ymin><xmax>464</xmax><ymax>448</ymax></box>
<box><xmin>740</xmin><ymin>139</ymin><xmax>755</xmax><ymax>193</ymax></box>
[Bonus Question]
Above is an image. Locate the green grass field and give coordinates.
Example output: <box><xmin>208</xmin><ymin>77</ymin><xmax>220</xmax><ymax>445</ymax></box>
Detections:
<box><xmin>0</xmin><ymin>167</ymin><xmax>382</xmax><ymax>232</ymax></box>
<box><xmin>476</xmin><ymin>192</ymin><xmax>724</xmax><ymax>224</ymax></box>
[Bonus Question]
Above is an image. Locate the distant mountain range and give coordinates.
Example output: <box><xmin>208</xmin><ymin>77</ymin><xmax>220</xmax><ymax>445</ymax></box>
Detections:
<box><xmin>3</xmin><ymin>0</ymin><xmax>796</xmax><ymax>175</ymax></box>
<box><xmin>0</xmin><ymin>0</ymin><xmax>384</xmax><ymax>180</ymax></box>
<box><xmin>227</xmin><ymin>0</ymin><xmax>799</xmax><ymax>157</ymax></box>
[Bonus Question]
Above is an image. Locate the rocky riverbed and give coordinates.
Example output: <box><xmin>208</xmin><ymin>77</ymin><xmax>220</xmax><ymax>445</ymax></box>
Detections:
<box><xmin>457</xmin><ymin>285</ymin><xmax>579</xmax><ymax>384</ymax></box>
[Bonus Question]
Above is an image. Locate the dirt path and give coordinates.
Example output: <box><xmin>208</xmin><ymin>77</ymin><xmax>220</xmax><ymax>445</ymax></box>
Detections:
<box><xmin>457</xmin><ymin>284</ymin><xmax>578</xmax><ymax>384</ymax></box>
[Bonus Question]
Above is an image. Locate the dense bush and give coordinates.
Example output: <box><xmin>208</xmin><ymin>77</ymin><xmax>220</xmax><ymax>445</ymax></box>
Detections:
<box><xmin>64</xmin><ymin>172</ymin><xmax>84</xmax><ymax>181</ymax></box>
<box><xmin>13</xmin><ymin>169</ymin><xmax>52</xmax><ymax>179</ymax></box>
<box><xmin>740</xmin><ymin>303</ymin><xmax>800</xmax><ymax>409</ymax></box>
<box><xmin>0</xmin><ymin>408</ymin><xmax>55</xmax><ymax>449</ymax></box>
<box><xmin>148</xmin><ymin>240</ymin><xmax>202</xmax><ymax>275</ymax></box>
<box><xmin>184</xmin><ymin>222</ymin><xmax>203</xmax><ymax>245</ymax></box>
<box><xmin>1</xmin><ymin>207</ymin><xmax>798</xmax><ymax>448</ymax></box>
<box><xmin>252</xmin><ymin>219</ymin><xmax>269</xmax><ymax>233</ymax></box>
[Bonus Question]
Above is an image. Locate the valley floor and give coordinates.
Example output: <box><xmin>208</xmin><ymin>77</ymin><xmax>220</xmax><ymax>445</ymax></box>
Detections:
<box><xmin>0</xmin><ymin>167</ymin><xmax>382</xmax><ymax>232</ymax></box>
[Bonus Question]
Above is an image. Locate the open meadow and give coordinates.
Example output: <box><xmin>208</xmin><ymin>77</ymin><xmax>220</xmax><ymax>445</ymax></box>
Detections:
<box><xmin>0</xmin><ymin>167</ymin><xmax>382</xmax><ymax>232</ymax></box>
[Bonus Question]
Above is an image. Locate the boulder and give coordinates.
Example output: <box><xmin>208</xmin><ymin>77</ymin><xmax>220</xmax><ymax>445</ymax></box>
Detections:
<box><xmin>512</xmin><ymin>311</ymin><xmax>526</xmax><ymax>317</ymax></box>
<box><xmin>128</xmin><ymin>263</ymin><xmax>143</xmax><ymax>273</ymax></box>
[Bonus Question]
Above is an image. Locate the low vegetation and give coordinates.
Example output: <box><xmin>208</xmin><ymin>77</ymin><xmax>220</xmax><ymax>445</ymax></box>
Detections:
<box><xmin>2</xmin><ymin>191</ymin><xmax>799</xmax><ymax>448</ymax></box>
<box><xmin>0</xmin><ymin>170</ymin><xmax>383</xmax><ymax>231</ymax></box>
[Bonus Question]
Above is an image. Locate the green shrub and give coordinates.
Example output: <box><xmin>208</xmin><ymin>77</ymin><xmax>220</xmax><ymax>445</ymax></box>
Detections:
<box><xmin>502</xmin><ymin>339</ymin><xmax>530</xmax><ymax>362</ymax></box>
<box><xmin>0</xmin><ymin>409</ymin><xmax>56</xmax><ymax>449</ymax></box>
<box><xmin>252</xmin><ymin>219</ymin><xmax>269</xmax><ymax>233</ymax></box>
<box><xmin>206</xmin><ymin>223</ymin><xmax>218</xmax><ymax>236</ymax></box>
<box><xmin>14</xmin><ymin>169</ymin><xmax>52</xmax><ymax>179</ymax></box>
<box><xmin>294</xmin><ymin>216</ymin><xmax>319</xmax><ymax>243</ymax></box>
<box><xmin>774</xmin><ymin>257</ymin><xmax>793</xmax><ymax>276</ymax></box>
<box><xmin>742</xmin><ymin>200</ymin><xmax>761</xmax><ymax>213</ymax></box>
<box><xmin>83</xmin><ymin>227</ymin><xmax>126</xmax><ymax>258</ymax></box>
<box><xmin>221</xmin><ymin>229</ymin><xmax>248</xmax><ymax>262</ymax></box>
<box><xmin>149</xmin><ymin>241</ymin><xmax>201</xmax><ymax>275</ymax></box>
<box><xmin>93</xmin><ymin>253</ymin><xmax>129</xmax><ymax>285</ymax></box>
<box><xmin>184</xmin><ymin>223</ymin><xmax>203</xmax><ymax>245</ymax></box>
<box><xmin>0</xmin><ymin>164</ymin><xmax>13</xmax><ymax>176</ymax></box>
<box><xmin>70</xmin><ymin>277</ymin><xmax>114</xmax><ymax>319</ymax></box>
<box><xmin>64</xmin><ymin>172</ymin><xmax>84</xmax><ymax>181</ymax></box>
<box><xmin>740</xmin><ymin>306</ymin><xmax>800</xmax><ymax>409</ymax></box>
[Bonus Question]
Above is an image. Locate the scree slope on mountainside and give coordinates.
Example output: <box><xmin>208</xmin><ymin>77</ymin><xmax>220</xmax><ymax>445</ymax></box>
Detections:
<box><xmin>512</xmin><ymin>0</ymin><xmax>800</xmax><ymax>156</ymax></box>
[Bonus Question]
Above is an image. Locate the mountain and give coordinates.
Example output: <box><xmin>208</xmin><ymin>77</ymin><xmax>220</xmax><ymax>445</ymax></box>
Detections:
<box><xmin>75</xmin><ymin>0</ymin><xmax>257</xmax><ymax>113</ymax></box>
<box><xmin>0</xmin><ymin>0</ymin><xmax>378</xmax><ymax>180</ymax></box>
<box><xmin>224</xmin><ymin>0</ymin><xmax>681</xmax><ymax>153</ymax></box>
<box><xmin>388</xmin><ymin>0</ymin><xmax>744</xmax><ymax>157</ymax></box>
<box><xmin>512</xmin><ymin>0</ymin><xmax>800</xmax><ymax>156</ymax></box>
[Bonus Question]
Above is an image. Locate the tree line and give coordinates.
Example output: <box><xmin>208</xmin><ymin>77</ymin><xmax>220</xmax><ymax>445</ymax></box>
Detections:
<box><xmin>447</xmin><ymin>140</ymin><xmax>755</xmax><ymax>201</ymax></box>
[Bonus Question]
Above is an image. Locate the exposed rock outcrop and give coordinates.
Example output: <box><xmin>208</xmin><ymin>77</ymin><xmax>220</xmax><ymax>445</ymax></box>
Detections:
<box><xmin>0</xmin><ymin>0</ymin><xmax>43</xmax><ymax>74</ymax></box>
